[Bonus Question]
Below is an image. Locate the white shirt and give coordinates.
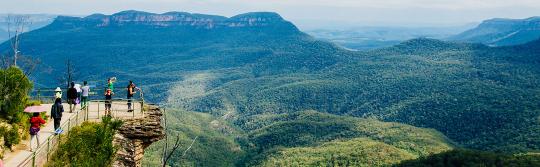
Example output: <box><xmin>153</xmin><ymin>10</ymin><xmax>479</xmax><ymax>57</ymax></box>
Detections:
<box><xmin>81</xmin><ymin>86</ymin><xmax>90</xmax><ymax>97</ymax></box>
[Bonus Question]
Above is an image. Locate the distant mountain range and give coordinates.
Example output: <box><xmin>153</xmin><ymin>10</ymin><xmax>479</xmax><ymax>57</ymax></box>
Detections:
<box><xmin>449</xmin><ymin>17</ymin><xmax>540</xmax><ymax>46</ymax></box>
<box><xmin>0</xmin><ymin>14</ymin><xmax>57</xmax><ymax>42</ymax></box>
<box><xmin>307</xmin><ymin>25</ymin><xmax>476</xmax><ymax>50</ymax></box>
<box><xmin>2</xmin><ymin>11</ymin><xmax>540</xmax><ymax>166</ymax></box>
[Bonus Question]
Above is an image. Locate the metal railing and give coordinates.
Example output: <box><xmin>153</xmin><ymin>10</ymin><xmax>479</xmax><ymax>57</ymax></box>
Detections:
<box><xmin>30</xmin><ymin>87</ymin><xmax>145</xmax><ymax>104</ymax></box>
<box><xmin>17</xmin><ymin>99</ymin><xmax>146</xmax><ymax>167</ymax></box>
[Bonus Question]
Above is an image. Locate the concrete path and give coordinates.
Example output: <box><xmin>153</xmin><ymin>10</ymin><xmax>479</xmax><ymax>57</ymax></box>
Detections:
<box><xmin>3</xmin><ymin>100</ymin><xmax>145</xmax><ymax>167</ymax></box>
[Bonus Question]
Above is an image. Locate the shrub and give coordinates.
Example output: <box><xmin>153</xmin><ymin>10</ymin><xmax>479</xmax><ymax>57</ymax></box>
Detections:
<box><xmin>47</xmin><ymin>116</ymin><xmax>123</xmax><ymax>167</ymax></box>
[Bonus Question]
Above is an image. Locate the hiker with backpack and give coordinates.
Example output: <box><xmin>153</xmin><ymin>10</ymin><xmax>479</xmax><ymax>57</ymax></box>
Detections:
<box><xmin>51</xmin><ymin>98</ymin><xmax>64</xmax><ymax>134</ymax></box>
<box><xmin>67</xmin><ymin>82</ymin><xmax>78</xmax><ymax>113</ymax></box>
<box><xmin>29</xmin><ymin>112</ymin><xmax>46</xmax><ymax>151</ymax></box>
<box><xmin>126</xmin><ymin>81</ymin><xmax>136</xmax><ymax>112</ymax></box>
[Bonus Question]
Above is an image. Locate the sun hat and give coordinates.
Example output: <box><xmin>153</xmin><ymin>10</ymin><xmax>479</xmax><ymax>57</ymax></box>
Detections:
<box><xmin>55</xmin><ymin>87</ymin><xmax>62</xmax><ymax>92</ymax></box>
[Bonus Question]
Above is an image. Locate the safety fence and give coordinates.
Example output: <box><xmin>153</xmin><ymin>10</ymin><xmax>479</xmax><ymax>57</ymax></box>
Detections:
<box><xmin>30</xmin><ymin>87</ymin><xmax>144</xmax><ymax>104</ymax></box>
<box><xmin>17</xmin><ymin>99</ymin><xmax>146</xmax><ymax>167</ymax></box>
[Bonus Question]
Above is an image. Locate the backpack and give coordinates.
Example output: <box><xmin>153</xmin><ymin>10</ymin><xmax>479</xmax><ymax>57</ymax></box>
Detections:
<box><xmin>51</xmin><ymin>104</ymin><xmax>63</xmax><ymax>118</ymax></box>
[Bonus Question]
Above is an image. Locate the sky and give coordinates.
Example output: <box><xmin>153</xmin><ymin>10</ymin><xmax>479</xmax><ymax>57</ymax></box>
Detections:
<box><xmin>1</xmin><ymin>0</ymin><xmax>540</xmax><ymax>30</ymax></box>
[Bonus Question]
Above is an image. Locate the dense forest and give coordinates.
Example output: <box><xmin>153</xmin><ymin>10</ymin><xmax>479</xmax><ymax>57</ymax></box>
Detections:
<box><xmin>1</xmin><ymin>11</ymin><xmax>540</xmax><ymax>166</ymax></box>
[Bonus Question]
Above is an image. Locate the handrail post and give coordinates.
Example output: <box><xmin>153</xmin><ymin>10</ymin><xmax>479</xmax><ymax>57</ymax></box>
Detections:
<box><xmin>47</xmin><ymin>137</ymin><xmax>50</xmax><ymax>161</ymax></box>
<box><xmin>37</xmin><ymin>88</ymin><xmax>41</xmax><ymax>103</ymax></box>
<box><xmin>32</xmin><ymin>151</ymin><xmax>36</xmax><ymax>167</ymax></box>
<box><xmin>97</xmin><ymin>101</ymin><xmax>100</xmax><ymax>120</ymax></box>
<box><xmin>76</xmin><ymin>109</ymin><xmax>79</xmax><ymax>125</ymax></box>
<box><xmin>140</xmin><ymin>100</ymin><xmax>144</xmax><ymax>114</ymax></box>
<box><xmin>68</xmin><ymin>118</ymin><xmax>71</xmax><ymax>137</ymax></box>
<box><xmin>133</xmin><ymin>100</ymin><xmax>135</xmax><ymax>118</ymax></box>
<box><xmin>86</xmin><ymin>101</ymin><xmax>89</xmax><ymax>121</ymax></box>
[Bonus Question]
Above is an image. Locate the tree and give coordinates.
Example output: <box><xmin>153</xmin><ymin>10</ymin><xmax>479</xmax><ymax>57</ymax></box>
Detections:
<box><xmin>58</xmin><ymin>59</ymin><xmax>77</xmax><ymax>88</ymax></box>
<box><xmin>2</xmin><ymin>15</ymin><xmax>39</xmax><ymax>77</ymax></box>
<box><xmin>0</xmin><ymin>67</ymin><xmax>33</xmax><ymax>123</ymax></box>
<box><xmin>6</xmin><ymin>14</ymin><xmax>30</xmax><ymax>67</ymax></box>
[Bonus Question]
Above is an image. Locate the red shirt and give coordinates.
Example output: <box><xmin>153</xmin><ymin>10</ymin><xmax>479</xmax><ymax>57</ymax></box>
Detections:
<box><xmin>30</xmin><ymin>116</ymin><xmax>46</xmax><ymax>128</ymax></box>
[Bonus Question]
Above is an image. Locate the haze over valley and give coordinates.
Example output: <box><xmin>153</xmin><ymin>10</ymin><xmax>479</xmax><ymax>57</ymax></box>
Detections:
<box><xmin>1</xmin><ymin>1</ymin><xmax>540</xmax><ymax>166</ymax></box>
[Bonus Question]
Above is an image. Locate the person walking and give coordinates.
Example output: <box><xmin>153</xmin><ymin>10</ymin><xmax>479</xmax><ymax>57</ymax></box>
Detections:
<box><xmin>105</xmin><ymin>88</ymin><xmax>112</xmax><ymax>116</ymax></box>
<box><xmin>126</xmin><ymin>81</ymin><xmax>136</xmax><ymax>112</ymax></box>
<box><xmin>29</xmin><ymin>112</ymin><xmax>46</xmax><ymax>152</ymax></box>
<box><xmin>51</xmin><ymin>98</ymin><xmax>64</xmax><ymax>134</ymax></box>
<box><xmin>67</xmin><ymin>82</ymin><xmax>78</xmax><ymax>113</ymax></box>
<box><xmin>81</xmin><ymin>81</ymin><xmax>90</xmax><ymax>109</ymax></box>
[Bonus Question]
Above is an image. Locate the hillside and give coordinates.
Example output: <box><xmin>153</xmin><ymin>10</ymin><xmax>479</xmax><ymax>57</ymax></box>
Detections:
<box><xmin>449</xmin><ymin>17</ymin><xmax>540</xmax><ymax>46</ymax></box>
<box><xmin>143</xmin><ymin>110</ymin><xmax>455</xmax><ymax>166</ymax></box>
<box><xmin>174</xmin><ymin>37</ymin><xmax>540</xmax><ymax>153</ymax></box>
<box><xmin>397</xmin><ymin>149</ymin><xmax>540</xmax><ymax>167</ymax></box>
<box><xmin>2</xmin><ymin>11</ymin><xmax>540</xmax><ymax>166</ymax></box>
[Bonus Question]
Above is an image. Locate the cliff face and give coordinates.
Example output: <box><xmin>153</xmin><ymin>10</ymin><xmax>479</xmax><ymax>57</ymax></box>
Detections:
<box><xmin>113</xmin><ymin>106</ymin><xmax>165</xmax><ymax>167</ymax></box>
<box><xmin>52</xmin><ymin>10</ymin><xmax>296</xmax><ymax>30</ymax></box>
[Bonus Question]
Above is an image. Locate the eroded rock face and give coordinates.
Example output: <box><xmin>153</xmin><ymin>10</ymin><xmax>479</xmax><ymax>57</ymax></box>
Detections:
<box><xmin>54</xmin><ymin>10</ymin><xmax>296</xmax><ymax>30</ymax></box>
<box><xmin>113</xmin><ymin>106</ymin><xmax>164</xmax><ymax>167</ymax></box>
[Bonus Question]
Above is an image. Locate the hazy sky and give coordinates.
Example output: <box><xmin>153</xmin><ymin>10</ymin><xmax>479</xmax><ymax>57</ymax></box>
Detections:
<box><xmin>1</xmin><ymin>0</ymin><xmax>540</xmax><ymax>29</ymax></box>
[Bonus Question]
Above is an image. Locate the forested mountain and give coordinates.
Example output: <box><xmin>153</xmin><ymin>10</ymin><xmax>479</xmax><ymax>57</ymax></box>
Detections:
<box><xmin>449</xmin><ymin>17</ymin><xmax>540</xmax><ymax>46</ymax></box>
<box><xmin>1</xmin><ymin>11</ymin><xmax>540</xmax><ymax>166</ymax></box>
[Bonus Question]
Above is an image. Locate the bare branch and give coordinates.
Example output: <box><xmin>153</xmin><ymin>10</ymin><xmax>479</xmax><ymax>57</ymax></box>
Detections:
<box><xmin>182</xmin><ymin>136</ymin><xmax>198</xmax><ymax>157</ymax></box>
<box><xmin>162</xmin><ymin>135</ymin><xmax>182</xmax><ymax>167</ymax></box>
<box><xmin>6</xmin><ymin>14</ymin><xmax>30</xmax><ymax>67</ymax></box>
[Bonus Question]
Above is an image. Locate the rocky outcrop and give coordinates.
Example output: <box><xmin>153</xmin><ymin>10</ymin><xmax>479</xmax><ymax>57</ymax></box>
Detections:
<box><xmin>113</xmin><ymin>106</ymin><xmax>165</xmax><ymax>167</ymax></box>
<box><xmin>53</xmin><ymin>10</ymin><xmax>297</xmax><ymax>30</ymax></box>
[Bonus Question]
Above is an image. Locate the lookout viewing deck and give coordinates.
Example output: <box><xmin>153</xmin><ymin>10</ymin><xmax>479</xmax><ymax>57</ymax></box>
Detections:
<box><xmin>3</xmin><ymin>99</ymin><xmax>154</xmax><ymax>167</ymax></box>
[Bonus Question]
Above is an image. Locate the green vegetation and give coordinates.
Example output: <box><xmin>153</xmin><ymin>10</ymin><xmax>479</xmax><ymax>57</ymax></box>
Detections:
<box><xmin>143</xmin><ymin>109</ymin><xmax>244</xmax><ymax>167</ymax></box>
<box><xmin>397</xmin><ymin>149</ymin><xmax>540</xmax><ymax>167</ymax></box>
<box><xmin>261</xmin><ymin>138</ymin><xmax>417</xmax><ymax>166</ymax></box>
<box><xmin>0</xmin><ymin>66</ymin><xmax>33</xmax><ymax>150</ymax></box>
<box><xmin>47</xmin><ymin>117</ymin><xmax>123</xmax><ymax>167</ymax></box>
<box><xmin>144</xmin><ymin>110</ymin><xmax>454</xmax><ymax>166</ymax></box>
<box><xmin>240</xmin><ymin>111</ymin><xmax>454</xmax><ymax>166</ymax></box>
<box><xmin>0</xmin><ymin>66</ymin><xmax>33</xmax><ymax>123</ymax></box>
<box><xmin>3</xmin><ymin>11</ymin><xmax>540</xmax><ymax>165</ymax></box>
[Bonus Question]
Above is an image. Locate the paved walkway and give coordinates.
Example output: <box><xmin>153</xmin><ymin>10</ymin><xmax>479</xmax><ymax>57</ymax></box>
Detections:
<box><xmin>3</xmin><ymin>100</ymin><xmax>144</xmax><ymax>167</ymax></box>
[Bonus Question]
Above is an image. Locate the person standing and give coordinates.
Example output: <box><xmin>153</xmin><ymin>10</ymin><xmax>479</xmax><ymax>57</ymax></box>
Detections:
<box><xmin>81</xmin><ymin>81</ymin><xmax>90</xmax><ymax>109</ymax></box>
<box><xmin>108</xmin><ymin>78</ymin><xmax>115</xmax><ymax>93</ymax></box>
<box><xmin>105</xmin><ymin>88</ymin><xmax>112</xmax><ymax>116</ymax></box>
<box><xmin>126</xmin><ymin>81</ymin><xmax>136</xmax><ymax>112</ymax></box>
<box><xmin>74</xmin><ymin>83</ymin><xmax>82</xmax><ymax>105</ymax></box>
<box><xmin>29</xmin><ymin>112</ymin><xmax>46</xmax><ymax>151</ymax></box>
<box><xmin>67</xmin><ymin>82</ymin><xmax>78</xmax><ymax>113</ymax></box>
<box><xmin>51</xmin><ymin>98</ymin><xmax>64</xmax><ymax>134</ymax></box>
